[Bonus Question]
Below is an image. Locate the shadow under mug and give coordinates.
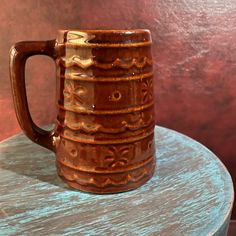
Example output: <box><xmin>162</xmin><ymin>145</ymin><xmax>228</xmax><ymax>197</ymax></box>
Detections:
<box><xmin>9</xmin><ymin>29</ymin><xmax>156</xmax><ymax>193</ymax></box>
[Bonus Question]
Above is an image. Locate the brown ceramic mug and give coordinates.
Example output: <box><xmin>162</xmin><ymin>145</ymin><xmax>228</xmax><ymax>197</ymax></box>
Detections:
<box><xmin>9</xmin><ymin>29</ymin><xmax>156</xmax><ymax>193</ymax></box>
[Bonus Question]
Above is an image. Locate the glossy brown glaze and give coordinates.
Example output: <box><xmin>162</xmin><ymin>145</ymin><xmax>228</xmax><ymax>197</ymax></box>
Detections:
<box><xmin>9</xmin><ymin>40</ymin><xmax>57</xmax><ymax>151</ymax></box>
<box><xmin>9</xmin><ymin>29</ymin><xmax>156</xmax><ymax>193</ymax></box>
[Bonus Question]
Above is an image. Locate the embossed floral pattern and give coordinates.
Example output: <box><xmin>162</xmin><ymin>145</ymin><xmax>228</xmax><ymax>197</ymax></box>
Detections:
<box><xmin>141</xmin><ymin>79</ymin><xmax>153</xmax><ymax>103</ymax></box>
<box><xmin>63</xmin><ymin>81</ymin><xmax>86</xmax><ymax>106</ymax></box>
<box><xmin>104</xmin><ymin>146</ymin><xmax>131</xmax><ymax>168</ymax></box>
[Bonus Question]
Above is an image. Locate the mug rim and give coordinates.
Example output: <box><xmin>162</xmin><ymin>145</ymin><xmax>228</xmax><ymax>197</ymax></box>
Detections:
<box><xmin>57</xmin><ymin>29</ymin><xmax>151</xmax><ymax>46</ymax></box>
<box><xmin>58</xmin><ymin>29</ymin><xmax>150</xmax><ymax>34</ymax></box>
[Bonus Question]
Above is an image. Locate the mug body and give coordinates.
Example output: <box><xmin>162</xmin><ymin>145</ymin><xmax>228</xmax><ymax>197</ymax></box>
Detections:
<box><xmin>55</xmin><ymin>29</ymin><xmax>156</xmax><ymax>193</ymax></box>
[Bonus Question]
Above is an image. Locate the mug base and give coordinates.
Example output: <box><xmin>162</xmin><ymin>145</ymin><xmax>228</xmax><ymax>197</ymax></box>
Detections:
<box><xmin>56</xmin><ymin>156</ymin><xmax>156</xmax><ymax>194</ymax></box>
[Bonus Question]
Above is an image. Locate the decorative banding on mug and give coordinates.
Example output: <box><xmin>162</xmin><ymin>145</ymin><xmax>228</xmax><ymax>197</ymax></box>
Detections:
<box><xmin>61</xmin><ymin>71</ymin><xmax>153</xmax><ymax>82</ymax></box>
<box><xmin>58</xmin><ymin>101</ymin><xmax>154</xmax><ymax>115</ymax></box>
<box><xmin>57</xmin><ymin>132</ymin><xmax>155</xmax><ymax>168</ymax></box>
<box><xmin>58</xmin><ymin>56</ymin><xmax>152</xmax><ymax>69</ymax></box>
<box><xmin>60</xmin><ymin>128</ymin><xmax>155</xmax><ymax>145</ymax></box>
<box><xmin>57</xmin><ymin>114</ymin><xmax>154</xmax><ymax>134</ymax></box>
<box><xmin>57</xmin><ymin>158</ymin><xmax>155</xmax><ymax>190</ymax></box>
<box><xmin>57</xmin><ymin>154</ymin><xmax>155</xmax><ymax>174</ymax></box>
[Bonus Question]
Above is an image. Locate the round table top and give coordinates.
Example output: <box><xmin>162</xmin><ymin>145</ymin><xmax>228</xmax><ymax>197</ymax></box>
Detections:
<box><xmin>0</xmin><ymin>126</ymin><xmax>234</xmax><ymax>236</ymax></box>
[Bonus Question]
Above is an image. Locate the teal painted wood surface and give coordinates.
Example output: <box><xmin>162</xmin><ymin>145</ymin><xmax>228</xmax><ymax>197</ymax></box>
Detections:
<box><xmin>0</xmin><ymin>126</ymin><xmax>234</xmax><ymax>236</ymax></box>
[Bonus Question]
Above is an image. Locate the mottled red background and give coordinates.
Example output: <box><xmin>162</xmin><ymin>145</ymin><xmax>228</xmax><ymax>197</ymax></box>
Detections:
<box><xmin>1</xmin><ymin>0</ymin><xmax>236</xmax><ymax>222</ymax></box>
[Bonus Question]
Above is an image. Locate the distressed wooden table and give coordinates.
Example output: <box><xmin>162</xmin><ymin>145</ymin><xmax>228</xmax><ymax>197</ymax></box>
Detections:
<box><xmin>0</xmin><ymin>126</ymin><xmax>234</xmax><ymax>236</ymax></box>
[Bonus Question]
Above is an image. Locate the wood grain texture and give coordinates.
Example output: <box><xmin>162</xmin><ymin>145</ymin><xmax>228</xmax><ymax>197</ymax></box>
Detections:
<box><xmin>0</xmin><ymin>126</ymin><xmax>233</xmax><ymax>235</ymax></box>
<box><xmin>1</xmin><ymin>0</ymin><xmax>236</xmax><ymax>217</ymax></box>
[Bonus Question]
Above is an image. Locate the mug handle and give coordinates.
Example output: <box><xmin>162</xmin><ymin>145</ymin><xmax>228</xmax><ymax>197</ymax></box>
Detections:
<box><xmin>9</xmin><ymin>40</ymin><xmax>57</xmax><ymax>152</ymax></box>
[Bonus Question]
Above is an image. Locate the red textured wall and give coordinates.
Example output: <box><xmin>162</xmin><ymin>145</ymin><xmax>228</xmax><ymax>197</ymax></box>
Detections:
<box><xmin>0</xmin><ymin>0</ymin><xmax>82</xmax><ymax>139</ymax></box>
<box><xmin>1</xmin><ymin>0</ymin><xmax>236</xmax><ymax>217</ymax></box>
